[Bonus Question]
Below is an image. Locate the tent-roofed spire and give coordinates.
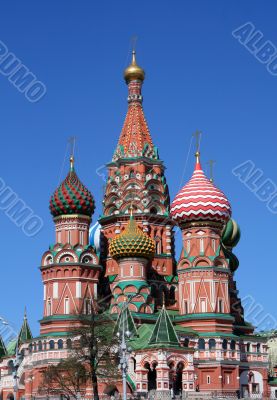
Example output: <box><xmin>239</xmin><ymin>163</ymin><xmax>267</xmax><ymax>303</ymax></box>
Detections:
<box><xmin>114</xmin><ymin>303</ymin><xmax>138</xmax><ymax>338</ymax></box>
<box><xmin>18</xmin><ymin>308</ymin><xmax>32</xmax><ymax>345</ymax></box>
<box><xmin>112</xmin><ymin>51</ymin><xmax>158</xmax><ymax>162</ymax></box>
<box><xmin>148</xmin><ymin>305</ymin><xmax>180</xmax><ymax>347</ymax></box>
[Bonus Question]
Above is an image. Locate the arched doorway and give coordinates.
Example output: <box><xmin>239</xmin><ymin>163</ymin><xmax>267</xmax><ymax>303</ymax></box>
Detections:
<box><xmin>175</xmin><ymin>362</ymin><xmax>184</xmax><ymax>395</ymax></box>
<box><xmin>7</xmin><ymin>394</ymin><xmax>14</xmax><ymax>400</ymax></box>
<box><xmin>144</xmin><ymin>362</ymin><xmax>157</xmax><ymax>391</ymax></box>
<box><xmin>103</xmin><ymin>384</ymin><xmax>119</xmax><ymax>397</ymax></box>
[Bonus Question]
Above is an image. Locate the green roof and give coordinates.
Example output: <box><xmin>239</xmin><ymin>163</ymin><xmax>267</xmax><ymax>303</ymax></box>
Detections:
<box><xmin>114</xmin><ymin>304</ymin><xmax>138</xmax><ymax>338</ymax></box>
<box><xmin>148</xmin><ymin>306</ymin><xmax>180</xmax><ymax>348</ymax></box>
<box><xmin>18</xmin><ymin>312</ymin><xmax>32</xmax><ymax>344</ymax></box>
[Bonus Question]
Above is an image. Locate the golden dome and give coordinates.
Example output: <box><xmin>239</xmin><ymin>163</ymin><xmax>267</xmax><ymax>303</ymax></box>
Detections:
<box><xmin>109</xmin><ymin>215</ymin><xmax>155</xmax><ymax>259</ymax></box>
<box><xmin>124</xmin><ymin>50</ymin><xmax>145</xmax><ymax>83</ymax></box>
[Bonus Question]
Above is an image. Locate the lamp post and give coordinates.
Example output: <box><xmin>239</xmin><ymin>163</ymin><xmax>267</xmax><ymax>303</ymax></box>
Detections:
<box><xmin>117</xmin><ymin>302</ymin><xmax>132</xmax><ymax>400</ymax></box>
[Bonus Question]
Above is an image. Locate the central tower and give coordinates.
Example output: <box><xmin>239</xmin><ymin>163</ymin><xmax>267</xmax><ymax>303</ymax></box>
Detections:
<box><xmin>99</xmin><ymin>51</ymin><xmax>176</xmax><ymax>312</ymax></box>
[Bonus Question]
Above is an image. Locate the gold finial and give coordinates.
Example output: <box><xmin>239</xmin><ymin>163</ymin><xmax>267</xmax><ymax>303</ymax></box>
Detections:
<box><xmin>68</xmin><ymin>136</ymin><xmax>76</xmax><ymax>171</ymax></box>
<box><xmin>193</xmin><ymin>130</ymin><xmax>202</xmax><ymax>163</ymax></box>
<box><xmin>208</xmin><ymin>160</ymin><xmax>215</xmax><ymax>182</ymax></box>
<box><xmin>70</xmin><ymin>155</ymin><xmax>74</xmax><ymax>170</ymax></box>
<box><xmin>124</xmin><ymin>48</ymin><xmax>145</xmax><ymax>83</ymax></box>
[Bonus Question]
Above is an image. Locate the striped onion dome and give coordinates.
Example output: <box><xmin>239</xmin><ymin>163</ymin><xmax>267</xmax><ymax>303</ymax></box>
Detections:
<box><xmin>109</xmin><ymin>215</ymin><xmax>155</xmax><ymax>259</ymax></box>
<box><xmin>50</xmin><ymin>157</ymin><xmax>95</xmax><ymax>218</ymax></box>
<box><xmin>170</xmin><ymin>153</ymin><xmax>231</xmax><ymax>225</ymax></box>
<box><xmin>222</xmin><ymin>218</ymin><xmax>240</xmax><ymax>248</ymax></box>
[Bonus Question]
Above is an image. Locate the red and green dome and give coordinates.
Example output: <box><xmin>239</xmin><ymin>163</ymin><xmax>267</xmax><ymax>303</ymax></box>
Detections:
<box><xmin>50</xmin><ymin>158</ymin><xmax>95</xmax><ymax>218</ymax></box>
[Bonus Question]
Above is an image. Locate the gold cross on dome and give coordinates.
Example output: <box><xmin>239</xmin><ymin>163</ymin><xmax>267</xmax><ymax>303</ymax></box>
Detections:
<box><xmin>208</xmin><ymin>160</ymin><xmax>216</xmax><ymax>182</ymax></box>
<box><xmin>193</xmin><ymin>130</ymin><xmax>202</xmax><ymax>153</ymax></box>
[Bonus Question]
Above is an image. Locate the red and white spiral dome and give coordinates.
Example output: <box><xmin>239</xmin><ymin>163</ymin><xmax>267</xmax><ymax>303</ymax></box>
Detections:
<box><xmin>170</xmin><ymin>154</ymin><xmax>231</xmax><ymax>225</ymax></box>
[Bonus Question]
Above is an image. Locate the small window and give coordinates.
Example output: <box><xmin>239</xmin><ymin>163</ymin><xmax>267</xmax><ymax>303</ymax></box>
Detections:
<box><xmin>38</xmin><ymin>341</ymin><xmax>42</xmax><ymax>351</ymax></box>
<box><xmin>67</xmin><ymin>230</ymin><xmax>71</xmax><ymax>244</ymax></box>
<box><xmin>200</xmin><ymin>238</ymin><xmax>204</xmax><ymax>253</ymax></box>
<box><xmin>64</xmin><ymin>297</ymin><xmax>70</xmax><ymax>314</ymax></box>
<box><xmin>66</xmin><ymin>338</ymin><xmax>72</xmax><ymax>349</ymax></box>
<box><xmin>184</xmin><ymin>301</ymin><xmax>188</xmax><ymax>314</ymax></box>
<box><xmin>230</xmin><ymin>340</ymin><xmax>236</xmax><ymax>351</ymax></box>
<box><xmin>207</xmin><ymin>375</ymin><xmax>211</xmax><ymax>384</ymax></box>
<box><xmin>218</xmin><ymin>299</ymin><xmax>223</xmax><ymax>313</ymax></box>
<box><xmin>222</xmin><ymin>339</ymin><xmax>228</xmax><ymax>350</ymax></box>
<box><xmin>257</xmin><ymin>343</ymin><xmax>261</xmax><ymax>353</ymax></box>
<box><xmin>130</xmin><ymin>265</ymin><xmax>134</xmax><ymax>276</ymax></box>
<box><xmin>47</xmin><ymin>298</ymin><xmax>52</xmax><ymax>316</ymax></box>
<box><xmin>200</xmin><ymin>298</ymin><xmax>206</xmax><ymax>313</ymax></box>
<box><xmin>57</xmin><ymin>339</ymin><xmax>63</xmax><ymax>349</ymax></box>
<box><xmin>247</xmin><ymin>342</ymin><xmax>251</xmax><ymax>352</ymax></box>
<box><xmin>187</xmin><ymin>240</ymin><xmax>190</xmax><ymax>254</ymax></box>
<box><xmin>80</xmin><ymin>231</ymin><xmax>84</xmax><ymax>245</ymax></box>
<box><xmin>49</xmin><ymin>340</ymin><xmax>55</xmax><ymax>350</ymax></box>
<box><xmin>198</xmin><ymin>338</ymin><xmax>205</xmax><ymax>350</ymax></box>
<box><xmin>212</xmin><ymin>239</ymin><xmax>216</xmax><ymax>252</ymax></box>
<box><xmin>209</xmin><ymin>339</ymin><xmax>216</xmax><ymax>350</ymax></box>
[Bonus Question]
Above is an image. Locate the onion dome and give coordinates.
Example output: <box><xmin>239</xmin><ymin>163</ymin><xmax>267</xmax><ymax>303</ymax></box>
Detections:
<box><xmin>109</xmin><ymin>214</ymin><xmax>155</xmax><ymax>259</ymax></box>
<box><xmin>124</xmin><ymin>50</ymin><xmax>145</xmax><ymax>83</ymax></box>
<box><xmin>89</xmin><ymin>222</ymin><xmax>101</xmax><ymax>253</ymax></box>
<box><xmin>50</xmin><ymin>156</ymin><xmax>95</xmax><ymax>218</ymax></box>
<box><xmin>222</xmin><ymin>218</ymin><xmax>241</xmax><ymax>248</ymax></box>
<box><xmin>170</xmin><ymin>152</ymin><xmax>231</xmax><ymax>225</ymax></box>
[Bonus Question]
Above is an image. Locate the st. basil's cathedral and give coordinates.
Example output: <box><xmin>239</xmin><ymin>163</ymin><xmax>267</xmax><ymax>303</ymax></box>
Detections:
<box><xmin>0</xmin><ymin>52</ymin><xmax>271</xmax><ymax>399</ymax></box>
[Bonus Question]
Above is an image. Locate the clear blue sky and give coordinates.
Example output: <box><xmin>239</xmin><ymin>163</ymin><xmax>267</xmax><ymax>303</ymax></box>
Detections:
<box><xmin>0</xmin><ymin>0</ymin><xmax>276</xmax><ymax>337</ymax></box>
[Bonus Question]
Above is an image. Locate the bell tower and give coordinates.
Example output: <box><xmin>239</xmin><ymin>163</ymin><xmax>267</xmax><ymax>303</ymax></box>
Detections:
<box><xmin>99</xmin><ymin>51</ymin><xmax>176</xmax><ymax>311</ymax></box>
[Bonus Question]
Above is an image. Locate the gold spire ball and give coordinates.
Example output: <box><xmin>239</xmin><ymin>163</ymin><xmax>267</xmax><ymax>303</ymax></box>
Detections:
<box><xmin>124</xmin><ymin>50</ymin><xmax>145</xmax><ymax>83</ymax></box>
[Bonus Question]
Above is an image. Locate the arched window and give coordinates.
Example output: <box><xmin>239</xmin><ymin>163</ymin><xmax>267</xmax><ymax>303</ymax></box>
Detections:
<box><xmin>57</xmin><ymin>339</ymin><xmax>63</xmax><ymax>349</ymax></box>
<box><xmin>247</xmin><ymin>342</ymin><xmax>251</xmax><ymax>352</ymax></box>
<box><xmin>38</xmin><ymin>341</ymin><xmax>42</xmax><ymax>351</ymax></box>
<box><xmin>209</xmin><ymin>339</ymin><xmax>216</xmax><ymax>350</ymax></box>
<box><xmin>230</xmin><ymin>340</ymin><xmax>236</xmax><ymax>351</ymax></box>
<box><xmin>66</xmin><ymin>338</ymin><xmax>72</xmax><ymax>349</ymax></box>
<box><xmin>184</xmin><ymin>338</ymin><xmax>189</xmax><ymax>348</ymax></box>
<box><xmin>222</xmin><ymin>339</ymin><xmax>228</xmax><ymax>350</ymax></box>
<box><xmin>49</xmin><ymin>340</ymin><xmax>55</xmax><ymax>350</ymax></box>
<box><xmin>198</xmin><ymin>338</ymin><xmax>205</xmax><ymax>350</ymax></box>
<box><xmin>33</xmin><ymin>342</ymin><xmax>37</xmax><ymax>352</ymax></box>
<box><xmin>43</xmin><ymin>340</ymin><xmax>47</xmax><ymax>350</ymax></box>
<box><xmin>130</xmin><ymin>265</ymin><xmax>134</xmax><ymax>277</ymax></box>
<box><xmin>184</xmin><ymin>300</ymin><xmax>188</xmax><ymax>314</ymax></box>
<box><xmin>207</xmin><ymin>375</ymin><xmax>211</xmax><ymax>384</ymax></box>
<box><xmin>257</xmin><ymin>343</ymin><xmax>261</xmax><ymax>353</ymax></box>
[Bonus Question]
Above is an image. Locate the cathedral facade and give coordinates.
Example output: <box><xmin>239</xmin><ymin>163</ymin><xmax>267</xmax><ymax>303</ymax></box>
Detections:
<box><xmin>0</xmin><ymin>52</ymin><xmax>270</xmax><ymax>399</ymax></box>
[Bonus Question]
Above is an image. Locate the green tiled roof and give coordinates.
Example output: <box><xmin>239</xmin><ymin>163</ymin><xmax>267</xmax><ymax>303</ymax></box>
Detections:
<box><xmin>148</xmin><ymin>306</ymin><xmax>180</xmax><ymax>348</ymax></box>
<box><xmin>114</xmin><ymin>305</ymin><xmax>138</xmax><ymax>338</ymax></box>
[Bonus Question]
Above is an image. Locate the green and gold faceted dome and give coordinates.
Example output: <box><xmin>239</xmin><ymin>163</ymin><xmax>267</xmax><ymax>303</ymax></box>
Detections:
<box><xmin>110</xmin><ymin>215</ymin><xmax>155</xmax><ymax>259</ymax></box>
<box><xmin>222</xmin><ymin>218</ymin><xmax>241</xmax><ymax>248</ymax></box>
